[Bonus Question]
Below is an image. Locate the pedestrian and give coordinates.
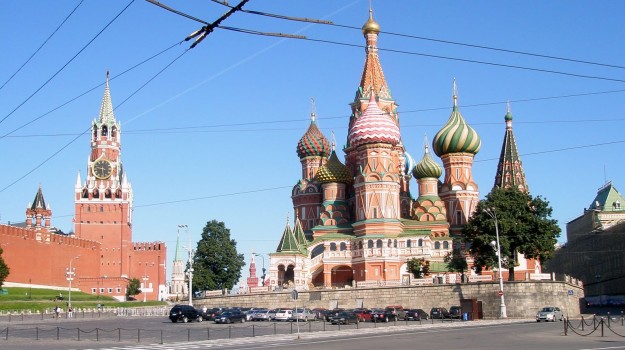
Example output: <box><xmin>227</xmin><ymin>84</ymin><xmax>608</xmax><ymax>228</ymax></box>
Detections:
<box><xmin>54</xmin><ymin>305</ymin><xmax>60</xmax><ymax>319</ymax></box>
<box><xmin>68</xmin><ymin>305</ymin><xmax>74</xmax><ymax>318</ymax></box>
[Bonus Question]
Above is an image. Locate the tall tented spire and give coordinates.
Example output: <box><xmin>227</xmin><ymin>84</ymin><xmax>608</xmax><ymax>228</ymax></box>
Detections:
<box><xmin>174</xmin><ymin>229</ymin><xmax>181</xmax><ymax>261</ymax></box>
<box><xmin>276</xmin><ymin>220</ymin><xmax>299</xmax><ymax>253</ymax></box>
<box><xmin>30</xmin><ymin>185</ymin><xmax>48</xmax><ymax>210</ymax></box>
<box><xmin>358</xmin><ymin>8</ymin><xmax>390</xmax><ymax>101</ymax></box>
<box><xmin>494</xmin><ymin>103</ymin><xmax>528</xmax><ymax>192</ymax></box>
<box><xmin>98</xmin><ymin>71</ymin><xmax>115</xmax><ymax>123</ymax></box>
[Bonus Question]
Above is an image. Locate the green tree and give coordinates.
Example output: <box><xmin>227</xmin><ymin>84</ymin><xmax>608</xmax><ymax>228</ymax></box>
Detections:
<box><xmin>463</xmin><ymin>187</ymin><xmax>561</xmax><ymax>281</ymax></box>
<box><xmin>126</xmin><ymin>278</ymin><xmax>141</xmax><ymax>300</ymax></box>
<box><xmin>193</xmin><ymin>220</ymin><xmax>245</xmax><ymax>292</ymax></box>
<box><xmin>444</xmin><ymin>245</ymin><xmax>468</xmax><ymax>276</ymax></box>
<box><xmin>0</xmin><ymin>247</ymin><xmax>9</xmax><ymax>288</ymax></box>
<box><xmin>407</xmin><ymin>257</ymin><xmax>430</xmax><ymax>278</ymax></box>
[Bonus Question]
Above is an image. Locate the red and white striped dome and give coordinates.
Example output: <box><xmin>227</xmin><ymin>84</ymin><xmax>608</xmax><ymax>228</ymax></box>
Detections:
<box><xmin>348</xmin><ymin>94</ymin><xmax>400</xmax><ymax>148</ymax></box>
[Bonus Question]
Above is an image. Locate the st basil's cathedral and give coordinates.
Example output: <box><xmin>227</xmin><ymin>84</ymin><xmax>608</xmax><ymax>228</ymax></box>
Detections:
<box><xmin>250</xmin><ymin>10</ymin><xmax>538</xmax><ymax>290</ymax></box>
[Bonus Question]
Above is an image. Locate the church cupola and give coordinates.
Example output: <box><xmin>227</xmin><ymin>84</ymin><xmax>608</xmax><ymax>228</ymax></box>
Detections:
<box><xmin>348</xmin><ymin>93</ymin><xmax>401</xmax><ymax>149</ymax></box>
<box><xmin>296</xmin><ymin>99</ymin><xmax>331</xmax><ymax>180</ymax></box>
<box><xmin>433</xmin><ymin>80</ymin><xmax>481</xmax><ymax>157</ymax></box>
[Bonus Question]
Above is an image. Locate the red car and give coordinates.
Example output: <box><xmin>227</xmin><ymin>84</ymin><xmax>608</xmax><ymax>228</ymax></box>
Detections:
<box><xmin>353</xmin><ymin>308</ymin><xmax>373</xmax><ymax>322</ymax></box>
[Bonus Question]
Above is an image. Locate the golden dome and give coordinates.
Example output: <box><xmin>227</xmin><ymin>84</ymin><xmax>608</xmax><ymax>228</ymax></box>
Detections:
<box><xmin>362</xmin><ymin>10</ymin><xmax>380</xmax><ymax>34</ymax></box>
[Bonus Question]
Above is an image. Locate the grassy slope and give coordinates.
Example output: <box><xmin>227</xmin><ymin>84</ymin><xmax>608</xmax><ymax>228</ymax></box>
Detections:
<box><xmin>0</xmin><ymin>287</ymin><xmax>166</xmax><ymax>312</ymax></box>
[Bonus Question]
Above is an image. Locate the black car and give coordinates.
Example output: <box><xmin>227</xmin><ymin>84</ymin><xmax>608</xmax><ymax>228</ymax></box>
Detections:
<box><xmin>383</xmin><ymin>306</ymin><xmax>406</xmax><ymax>321</ymax></box>
<box><xmin>405</xmin><ymin>309</ymin><xmax>429</xmax><ymax>321</ymax></box>
<box><xmin>324</xmin><ymin>308</ymin><xmax>344</xmax><ymax>322</ymax></box>
<box><xmin>214</xmin><ymin>310</ymin><xmax>246</xmax><ymax>324</ymax></box>
<box><xmin>371</xmin><ymin>308</ymin><xmax>389</xmax><ymax>322</ymax></box>
<box><xmin>430</xmin><ymin>307</ymin><xmax>450</xmax><ymax>319</ymax></box>
<box><xmin>449</xmin><ymin>306</ymin><xmax>462</xmax><ymax>319</ymax></box>
<box><xmin>169</xmin><ymin>304</ymin><xmax>202</xmax><ymax>323</ymax></box>
<box><xmin>330</xmin><ymin>311</ymin><xmax>359</xmax><ymax>325</ymax></box>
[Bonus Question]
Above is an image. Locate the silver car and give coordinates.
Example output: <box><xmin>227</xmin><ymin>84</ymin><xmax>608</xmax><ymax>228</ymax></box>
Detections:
<box><xmin>293</xmin><ymin>308</ymin><xmax>317</xmax><ymax>321</ymax></box>
<box><xmin>536</xmin><ymin>306</ymin><xmax>563</xmax><ymax>322</ymax></box>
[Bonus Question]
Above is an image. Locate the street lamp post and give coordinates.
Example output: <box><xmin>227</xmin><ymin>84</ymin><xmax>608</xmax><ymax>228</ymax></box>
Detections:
<box><xmin>484</xmin><ymin>208</ymin><xmax>507</xmax><ymax>319</ymax></box>
<box><xmin>253</xmin><ymin>253</ymin><xmax>266</xmax><ymax>286</ymax></box>
<box><xmin>179</xmin><ymin>224</ymin><xmax>194</xmax><ymax>306</ymax></box>
<box><xmin>66</xmin><ymin>255</ymin><xmax>80</xmax><ymax>308</ymax></box>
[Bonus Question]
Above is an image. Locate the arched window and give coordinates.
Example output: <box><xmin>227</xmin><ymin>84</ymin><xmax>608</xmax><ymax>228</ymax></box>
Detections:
<box><xmin>435</xmin><ymin>242</ymin><xmax>441</xmax><ymax>249</ymax></box>
<box><xmin>102</xmin><ymin>125</ymin><xmax>108</xmax><ymax>136</ymax></box>
<box><xmin>393</xmin><ymin>239</ymin><xmax>398</xmax><ymax>248</ymax></box>
<box><xmin>358</xmin><ymin>241</ymin><xmax>363</xmax><ymax>249</ymax></box>
<box><xmin>367</xmin><ymin>240</ymin><xmax>374</xmax><ymax>249</ymax></box>
<box><xmin>387</xmin><ymin>239</ymin><xmax>392</xmax><ymax>248</ymax></box>
<box><xmin>340</xmin><ymin>242</ymin><xmax>347</xmax><ymax>251</ymax></box>
<box><xmin>418</xmin><ymin>239</ymin><xmax>423</xmax><ymax>247</ymax></box>
<box><xmin>376</xmin><ymin>239</ymin><xmax>383</xmax><ymax>248</ymax></box>
<box><xmin>330</xmin><ymin>243</ymin><xmax>337</xmax><ymax>251</ymax></box>
<box><xmin>443</xmin><ymin>241</ymin><xmax>449</xmax><ymax>249</ymax></box>
<box><xmin>406</xmin><ymin>239</ymin><xmax>412</xmax><ymax>248</ymax></box>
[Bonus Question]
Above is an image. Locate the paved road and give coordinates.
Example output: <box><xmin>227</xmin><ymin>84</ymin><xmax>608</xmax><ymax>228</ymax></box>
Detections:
<box><xmin>1</xmin><ymin>316</ymin><xmax>625</xmax><ymax>350</ymax></box>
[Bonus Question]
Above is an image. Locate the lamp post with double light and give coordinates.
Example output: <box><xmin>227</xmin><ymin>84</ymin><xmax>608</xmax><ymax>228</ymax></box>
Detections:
<box><xmin>253</xmin><ymin>253</ymin><xmax>266</xmax><ymax>286</ymax></box>
<box><xmin>66</xmin><ymin>255</ymin><xmax>80</xmax><ymax>307</ymax></box>
<box><xmin>484</xmin><ymin>208</ymin><xmax>507</xmax><ymax>318</ymax></box>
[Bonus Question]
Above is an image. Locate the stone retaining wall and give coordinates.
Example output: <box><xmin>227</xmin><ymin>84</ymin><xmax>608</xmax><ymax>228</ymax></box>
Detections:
<box><xmin>196</xmin><ymin>281</ymin><xmax>584</xmax><ymax>319</ymax></box>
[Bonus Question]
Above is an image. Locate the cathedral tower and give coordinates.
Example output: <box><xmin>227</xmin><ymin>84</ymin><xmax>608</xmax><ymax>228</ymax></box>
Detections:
<box><xmin>433</xmin><ymin>81</ymin><xmax>481</xmax><ymax>236</ymax></box>
<box><xmin>494</xmin><ymin>103</ymin><xmax>528</xmax><ymax>192</ymax></box>
<box><xmin>74</xmin><ymin>72</ymin><xmax>133</xmax><ymax>278</ymax></box>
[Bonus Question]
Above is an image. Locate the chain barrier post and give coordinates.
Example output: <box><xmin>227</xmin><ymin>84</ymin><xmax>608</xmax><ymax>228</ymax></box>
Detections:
<box><xmin>118</xmin><ymin>328</ymin><xmax>121</xmax><ymax>342</ymax></box>
<box><xmin>252</xmin><ymin>324</ymin><xmax>255</xmax><ymax>337</ymax></box>
<box><xmin>56</xmin><ymin>326</ymin><xmax>59</xmax><ymax>340</ymax></box>
<box><xmin>5</xmin><ymin>327</ymin><xmax>8</xmax><ymax>341</ymax></box>
<box><xmin>229</xmin><ymin>325</ymin><xmax>231</xmax><ymax>339</ymax></box>
<box><xmin>207</xmin><ymin>327</ymin><xmax>210</xmax><ymax>340</ymax></box>
<box><xmin>77</xmin><ymin>328</ymin><xmax>80</xmax><ymax>341</ymax></box>
<box><xmin>36</xmin><ymin>327</ymin><xmax>39</xmax><ymax>340</ymax></box>
<box><xmin>608</xmin><ymin>312</ymin><xmax>611</xmax><ymax>328</ymax></box>
<box><xmin>274</xmin><ymin>322</ymin><xmax>276</xmax><ymax>334</ymax></box>
<box><xmin>96</xmin><ymin>328</ymin><xmax>99</xmax><ymax>342</ymax></box>
<box><xmin>564</xmin><ymin>317</ymin><xmax>567</xmax><ymax>335</ymax></box>
<box><xmin>138</xmin><ymin>329</ymin><xmax>141</xmax><ymax>343</ymax></box>
<box><xmin>601</xmin><ymin>318</ymin><xmax>604</xmax><ymax>337</ymax></box>
<box><xmin>188</xmin><ymin>328</ymin><xmax>190</xmax><ymax>341</ymax></box>
<box><xmin>160</xmin><ymin>330</ymin><xmax>163</xmax><ymax>344</ymax></box>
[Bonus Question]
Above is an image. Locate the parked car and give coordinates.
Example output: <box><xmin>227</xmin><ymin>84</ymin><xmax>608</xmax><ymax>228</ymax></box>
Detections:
<box><xmin>384</xmin><ymin>305</ymin><xmax>406</xmax><ymax>321</ymax></box>
<box><xmin>371</xmin><ymin>308</ymin><xmax>389</xmax><ymax>322</ymax></box>
<box><xmin>324</xmin><ymin>308</ymin><xmax>345</xmax><ymax>322</ymax></box>
<box><xmin>246</xmin><ymin>309</ymin><xmax>267</xmax><ymax>321</ymax></box>
<box><xmin>430</xmin><ymin>307</ymin><xmax>450</xmax><ymax>319</ymax></box>
<box><xmin>215</xmin><ymin>310</ymin><xmax>246</xmax><ymax>324</ymax></box>
<box><xmin>252</xmin><ymin>309</ymin><xmax>276</xmax><ymax>321</ymax></box>
<box><xmin>330</xmin><ymin>311</ymin><xmax>360</xmax><ymax>325</ymax></box>
<box><xmin>312</xmin><ymin>308</ymin><xmax>328</xmax><ymax>320</ymax></box>
<box><xmin>536</xmin><ymin>306</ymin><xmax>563</xmax><ymax>322</ymax></box>
<box><xmin>405</xmin><ymin>309</ymin><xmax>429</xmax><ymax>321</ymax></box>
<box><xmin>449</xmin><ymin>306</ymin><xmax>462</xmax><ymax>319</ymax></box>
<box><xmin>353</xmin><ymin>308</ymin><xmax>373</xmax><ymax>322</ymax></box>
<box><xmin>293</xmin><ymin>308</ymin><xmax>317</xmax><ymax>321</ymax></box>
<box><xmin>169</xmin><ymin>304</ymin><xmax>202</xmax><ymax>323</ymax></box>
<box><xmin>274</xmin><ymin>308</ymin><xmax>294</xmax><ymax>321</ymax></box>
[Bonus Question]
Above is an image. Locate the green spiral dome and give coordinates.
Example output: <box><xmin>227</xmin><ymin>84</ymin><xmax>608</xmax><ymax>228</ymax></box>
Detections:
<box><xmin>432</xmin><ymin>106</ymin><xmax>481</xmax><ymax>156</ymax></box>
<box><xmin>413</xmin><ymin>146</ymin><xmax>442</xmax><ymax>179</ymax></box>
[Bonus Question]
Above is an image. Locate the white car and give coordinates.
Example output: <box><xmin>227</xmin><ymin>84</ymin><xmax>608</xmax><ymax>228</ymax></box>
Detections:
<box><xmin>536</xmin><ymin>306</ymin><xmax>563</xmax><ymax>322</ymax></box>
<box><xmin>274</xmin><ymin>309</ymin><xmax>293</xmax><ymax>321</ymax></box>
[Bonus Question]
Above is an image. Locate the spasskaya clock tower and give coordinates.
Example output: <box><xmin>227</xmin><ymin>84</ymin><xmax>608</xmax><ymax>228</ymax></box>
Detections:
<box><xmin>74</xmin><ymin>72</ymin><xmax>134</xmax><ymax>278</ymax></box>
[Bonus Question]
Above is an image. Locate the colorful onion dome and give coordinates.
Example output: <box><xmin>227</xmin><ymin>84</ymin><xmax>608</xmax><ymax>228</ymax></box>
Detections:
<box><xmin>296</xmin><ymin>114</ymin><xmax>331</xmax><ymax>159</ymax></box>
<box><xmin>362</xmin><ymin>9</ymin><xmax>380</xmax><ymax>34</ymax></box>
<box><xmin>315</xmin><ymin>150</ymin><xmax>353</xmax><ymax>184</ymax></box>
<box><xmin>432</xmin><ymin>81</ymin><xmax>481</xmax><ymax>156</ymax></box>
<box><xmin>348</xmin><ymin>93</ymin><xmax>401</xmax><ymax>148</ymax></box>
<box><xmin>404</xmin><ymin>151</ymin><xmax>415</xmax><ymax>175</ymax></box>
<box><xmin>413</xmin><ymin>144</ymin><xmax>442</xmax><ymax>179</ymax></box>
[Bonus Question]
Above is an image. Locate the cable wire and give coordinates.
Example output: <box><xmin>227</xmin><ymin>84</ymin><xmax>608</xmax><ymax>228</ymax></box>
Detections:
<box><xmin>0</xmin><ymin>0</ymin><xmax>85</xmax><ymax>92</ymax></box>
<box><xmin>0</xmin><ymin>0</ymin><xmax>136</xmax><ymax>127</ymax></box>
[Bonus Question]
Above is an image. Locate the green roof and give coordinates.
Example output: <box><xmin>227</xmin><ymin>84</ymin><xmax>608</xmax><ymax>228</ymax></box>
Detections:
<box><xmin>589</xmin><ymin>182</ymin><xmax>625</xmax><ymax>212</ymax></box>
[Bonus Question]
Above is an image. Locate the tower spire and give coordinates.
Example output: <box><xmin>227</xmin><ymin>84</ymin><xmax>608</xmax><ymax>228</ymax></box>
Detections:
<box><xmin>310</xmin><ymin>97</ymin><xmax>316</xmax><ymax>123</ymax></box>
<box><xmin>452</xmin><ymin>78</ymin><xmax>458</xmax><ymax>109</ymax></box>
<box><xmin>99</xmin><ymin>71</ymin><xmax>115</xmax><ymax>123</ymax></box>
<box><xmin>494</xmin><ymin>102</ymin><xmax>528</xmax><ymax>192</ymax></box>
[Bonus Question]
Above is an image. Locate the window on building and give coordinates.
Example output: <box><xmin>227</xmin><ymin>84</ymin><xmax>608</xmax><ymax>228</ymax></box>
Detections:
<box><xmin>393</xmin><ymin>239</ymin><xmax>398</xmax><ymax>248</ymax></box>
<box><xmin>91</xmin><ymin>288</ymin><xmax>97</xmax><ymax>293</ymax></box>
<box><xmin>368</xmin><ymin>240</ymin><xmax>374</xmax><ymax>249</ymax></box>
<box><xmin>358</xmin><ymin>241</ymin><xmax>363</xmax><ymax>249</ymax></box>
<box><xmin>100</xmin><ymin>288</ymin><xmax>105</xmax><ymax>293</ymax></box>
<box><xmin>108</xmin><ymin>288</ymin><xmax>113</xmax><ymax>293</ymax></box>
<box><xmin>407</xmin><ymin>239</ymin><xmax>412</xmax><ymax>248</ymax></box>
<box><xmin>418</xmin><ymin>239</ymin><xmax>423</xmax><ymax>247</ymax></box>
<box><xmin>330</xmin><ymin>243</ymin><xmax>337</xmax><ymax>251</ymax></box>
<box><xmin>435</xmin><ymin>242</ymin><xmax>441</xmax><ymax>249</ymax></box>
<box><xmin>456</xmin><ymin>211</ymin><xmax>462</xmax><ymax>224</ymax></box>
<box><xmin>443</xmin><ymin>241</ymin><xmax>449</xmax><ymax>249</ymax></box>
<box><xmin>376</xmin><ymin>239</ymin><xmax>382</xmax><ymax>248</ymax></box>
<box><xmin>116</xmin><ymin>288</ymin><xmax>121</xmax><ymax>293</ymax></box>
<box><xmin>340</xmin><ymin>242</ymin><xmax>347</xmax><ymax>251</ymax></box>
<box><xmin>387</xmin><ymin>239</ymin><xmax>392</xmax><ymax>248</ymax></box>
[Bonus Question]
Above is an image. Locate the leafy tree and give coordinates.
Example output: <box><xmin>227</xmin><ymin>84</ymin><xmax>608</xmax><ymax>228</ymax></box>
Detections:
<box><xmin>126</xmin><ymin>278</ymin><xmax>141</xmax><ymax>300</ymax></box>
<box><xmin>463</xmin><ymin>187</ymin><xmax>560</xmax><ymax>281</ymax></box>
<box><xmin>444</xmin><ymin>246</ymin><xmax>468</xmax><ymax>276</ymax></box>
<box><xmin>407</xmin><ymin>257</ymin><xmax>430</xmax><ymax>278</ymax></box>
<box><xmin>193</xmin><ymin>220</ymin><xmax>245</xmax><ymax>292</ymax></box>
<box><xmin>0</xmin><ymin>247</ymin><xmax>9</xmax><ymax>288</ymax></box>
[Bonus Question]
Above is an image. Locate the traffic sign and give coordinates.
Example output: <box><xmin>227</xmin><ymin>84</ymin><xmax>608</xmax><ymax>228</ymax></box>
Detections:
<box><xmin>498</xmin><ymin>290</ymin><xmax>504</xmax><ymax>296</ymax></box>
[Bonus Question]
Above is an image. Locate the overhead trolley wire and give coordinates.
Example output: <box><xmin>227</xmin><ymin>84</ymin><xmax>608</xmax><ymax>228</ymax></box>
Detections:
<box><xmin>0</xmin><ymin>0</ymin><xmax>137</xmax><ymax>127</ymax></box>
<box><xmin>0</xmin><ymin>0</ymin><xmax>85</xmax><ymax>92</ymax></box>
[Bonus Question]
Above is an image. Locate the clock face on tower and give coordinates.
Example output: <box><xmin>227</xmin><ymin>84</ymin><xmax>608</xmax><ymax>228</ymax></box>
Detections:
<box><xmin>93</xmin><ymin>159</ymin><xmax>113</xmax><ymax>179</ymax></box>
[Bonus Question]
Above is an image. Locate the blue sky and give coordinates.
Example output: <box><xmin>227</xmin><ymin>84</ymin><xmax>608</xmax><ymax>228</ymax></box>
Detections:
<box><xmin>1</xmin><ymin>1</ymin><xmax>624</xmax><ymax>281</ymax></box>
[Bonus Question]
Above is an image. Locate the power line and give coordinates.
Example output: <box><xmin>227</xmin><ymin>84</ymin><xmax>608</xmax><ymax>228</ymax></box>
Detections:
<box><xmin>0</xmin><ymin>41</ymin><xmax>183</xmax><ymax>140</ymax></box>
<box><xmin>0</xmin><ymin>0</ymin><xmax>85</xmax><ymax>92</ymax></box>
<box><xmin>0</xmin><ymin>0</ymin><xmax>137</xmax><ymax>127</ymax></box>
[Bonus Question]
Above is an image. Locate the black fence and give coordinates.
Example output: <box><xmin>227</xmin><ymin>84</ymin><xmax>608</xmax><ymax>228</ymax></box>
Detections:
<box><xmin>0</xmin><ymin>317</ymin><xmax>467</xmax><ymax>344</ymax></box>
<box><xmin>564</xmin><ymin>313</ymin><xmax>625</xmax><ymax>337</ymax></box>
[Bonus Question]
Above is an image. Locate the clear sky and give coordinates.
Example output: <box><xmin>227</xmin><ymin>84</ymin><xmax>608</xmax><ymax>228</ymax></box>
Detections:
<box><xmin>1</xmin><ymin>1</ymin><xmax>624</xmax><ymax>283</ymax></box>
